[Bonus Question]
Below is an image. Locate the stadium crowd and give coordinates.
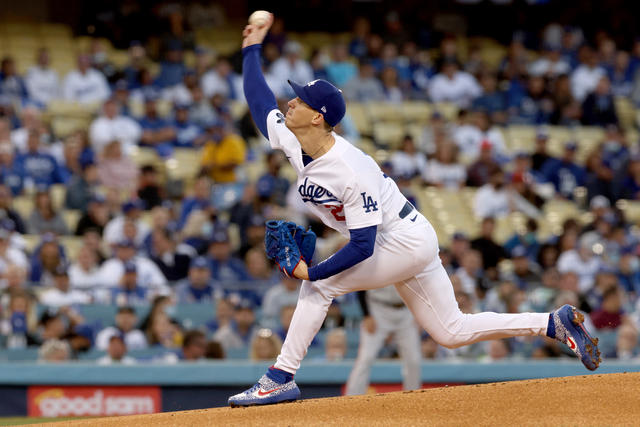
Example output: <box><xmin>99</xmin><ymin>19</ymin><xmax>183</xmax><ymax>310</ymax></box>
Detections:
<box><xmin>0</xmin><ymin>3</ymin><xmax>639</xmax><ymax>366</ymax></box>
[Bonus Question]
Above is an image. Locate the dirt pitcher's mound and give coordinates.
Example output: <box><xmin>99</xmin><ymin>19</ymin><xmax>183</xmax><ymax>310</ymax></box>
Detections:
<box><xmin>57</xmin><ymin>373</ymin><xmax>640</xmax><ymax>426</ymax></box>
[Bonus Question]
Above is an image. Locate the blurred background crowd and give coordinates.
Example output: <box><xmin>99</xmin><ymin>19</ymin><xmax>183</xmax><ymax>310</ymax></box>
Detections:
<box><xmin>0</xmin><ymin>0</ymin><xmax>639</xmax><ymax>366</ymax></box>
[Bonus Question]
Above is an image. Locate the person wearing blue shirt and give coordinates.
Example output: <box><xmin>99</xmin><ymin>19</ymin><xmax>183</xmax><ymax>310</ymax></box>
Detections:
<box><xmin>155</xmin><ymin>43</ymin><xmax>187</xmax><ymax>89</ymax></box>
<box><xmin>175</xmin><ymin>256</ymin><xmax>221</xmax><ymax>303</ymax></box>
<box><xmin>138</xmin><ymin>97</ymin><xmax>176</xmax><ymax>158</ymax></box>
<box><xmin>111</xmin><ymin>261</ymin><xmax>149</xmax><ymax>306</ymax></box>
<box><xmin>0</xmin><ymin>143</ymin><xmax>24</xmax><ymax>196</ymax></box>
<box><xmin>540</xmin><ymin>142</ymin><xmax>586</xmax><ymax>199</ymax></box>
<box><xmin>16</xmin><ymin>130</ymin><xmax>65</xmax><ymax>188</ymax></box>
<box><xmin>178</xmin><ymin>174</ymin><xmax>213</xmax><ymax>229</ymax></box>
<box><xmin>0</xmin><ymin>57</ymin><xmax>28</xmax><ymax>104</ymax></box>
<box><xmin>207</xmin><ymin>227</ymin><xmax>249</xmax><ymax>282</ymax></box>
<box><xmin>508</xmin><ymin>75</ymin><xmax>553</xmax><ymax>125</ymax></box>
<box><xmin>472</xmin><ymin>72</ymin><xmax>507</xmax><ymax>125</ymax></box>
<box><xmin>173</xmin><ymin>103</ymin><xmax>205</xmax><ymax>148</ymax></box>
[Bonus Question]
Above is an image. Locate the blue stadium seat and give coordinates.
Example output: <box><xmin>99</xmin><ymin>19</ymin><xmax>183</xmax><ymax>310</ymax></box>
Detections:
<box><xmin>175</xmin><ymin>303</ymin><xmax>214</xmax><ymax>329</ymax></box>
<box><xmin>0</xmin><ymin>348</ymin><xmax>39</xmax><ymax>361</ymax></box>
<box><xmin>225</xmin><ymin>347</ymin><xmax>249</xmax><ymax>359</ymax></box>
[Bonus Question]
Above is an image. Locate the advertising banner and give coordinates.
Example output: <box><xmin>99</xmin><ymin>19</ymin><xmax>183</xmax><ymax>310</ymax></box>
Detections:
<box><xmin>27</xmin><ymin>386</ymin><xmax>161</xmax><ymax>417</ymax></box>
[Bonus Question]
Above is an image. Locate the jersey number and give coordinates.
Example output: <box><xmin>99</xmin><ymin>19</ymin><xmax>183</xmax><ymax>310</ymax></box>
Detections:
<box><xmin>324</xmin><ymin>204</ymin><xmax>346</xmax><ymax>221</ymax></box>
<box><xmin>361</xmin><ymin>192</ymin><xmax>379</xmax><ymax>213</ymax></box>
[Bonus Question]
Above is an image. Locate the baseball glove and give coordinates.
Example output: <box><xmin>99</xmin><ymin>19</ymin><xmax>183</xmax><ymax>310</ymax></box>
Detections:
<box><xmin>265</xmin><ymin>220</ymin><xmax>316</xmax><ymax>277</ymax></box>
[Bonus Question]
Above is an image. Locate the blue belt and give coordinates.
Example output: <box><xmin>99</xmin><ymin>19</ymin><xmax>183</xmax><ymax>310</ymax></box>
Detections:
<box><xmin>398</xmin><ymin>201</ymin><xmax>415</xmax><ymax>219</ymax></box>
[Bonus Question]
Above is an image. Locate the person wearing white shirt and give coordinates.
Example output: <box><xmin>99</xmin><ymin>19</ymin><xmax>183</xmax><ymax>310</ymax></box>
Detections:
<box><xmin>25</xmin><ymin>48</ymin><xmax>59</xmax><ymax>106</ymax></box>
<box><xmin>269</xmin><ymin>41</ymin><xmax>314</xmax><ymax>98</ymax></box>
<box><xmin>423</xmin><ymin>142</ymin><xmax>467</xmax><ymax>189</ymax></box>
<box><xmin>0</xmin><ymin>229</ymin><xmax>28</xmax><ymax>277</ymax></box>
<box><xmin>103</xmin><ymin>200</ymin><xmax>151</xmax><ymax>247</ymax></box>
<box><xmin>570</xmin><ymin>48</ymin><xmax>606</xmax><ymax>102</ymax></box>
<box><xmin>95</xmin><ymin>306</ymin><xmax>148</xmax><ymax>351</ymax></box>
<box><xmin>68</xmin><ymin>246</ymin><xmax>103</xmax><ymax>289</ymax></box>
<box><xmin>428</xmin><ymin>60</ymin><xmax>482</xmax><ymax>108</ymax></box>
<box><xmin>557</xmin><ymin>235</ymin><xmax>602</xmax><ymax>294</ymax></box>
<box><xmin>89</xmin><ymin>98</ymin><xmax>142</xmax><ymax>155</ymax></box>
<box><xmin>261</xmin><ymin>276</ymin><xmax>301</xmax><ymax>330</ymax></box>
<box><xmin>389</xmin><ymin>135</ymin><xmax>427</xmax><ymax>178</ymax></box>
<box><xmin>39</xmin><ymin>265</ymin><xmax>92</xmax><ymax>307</ymax></box>
<box><xmin>473</xmin><ymin>169</ymin><xmax>511</xmax><ymax>219</ymax></box>
<box><xmin>62</xmin><ymin>54</ymin><xmax>111</xmax><ymax>104</ymax></box>
<box><xmin>201</xmin><ymin>57</ymin><xmax>241</xmax><ymax>99</ymax></box>
<box><xmin>10</xmin><ymin>107</ymin><xmax>46</xmax><ymax>155</ymax></box>
<box><xmin>96</xmin><ymin>334</ymin><xmax>137</xmax><ymax>365</ymax></box>
<box><xmin>528</xmin><ymin>46</ymin><xmax>570</xmax><ymax>78</ymax></box>
<box><xmin>97</xmin><ymin>240</ymin><xmax>169</xmax><ymax>293</ymax></box>
<box><xmin>452</xmin><ymin>110</ymin><xmax>506</xmax><ymax>161</ymax></box>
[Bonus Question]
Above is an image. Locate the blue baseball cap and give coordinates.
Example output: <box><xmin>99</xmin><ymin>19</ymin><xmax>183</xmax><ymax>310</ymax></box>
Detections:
<box><xmin>124</xmin><ymin>260</ymin><xmax>137</xmax><ymax>273</ymax></box>
<box><xmin>287</xmin><ymin>79</ymin><xmax>346</xmax><ymax>128</ymax></box>
<box><xmin>190</xmin><ymin>256</ymin><xmax>209</xmax><ymax>269</ymax></box>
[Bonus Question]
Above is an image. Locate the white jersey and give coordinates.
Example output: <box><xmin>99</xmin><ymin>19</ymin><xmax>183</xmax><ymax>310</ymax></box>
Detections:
<box><xmin>266</xmin><ymin>109</ymin><xmax>408</xmax><ymax>237</ymax></box>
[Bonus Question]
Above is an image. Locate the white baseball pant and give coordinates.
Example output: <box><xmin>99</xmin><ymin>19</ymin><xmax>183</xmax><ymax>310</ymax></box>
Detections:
<box><xmin>345</xmin><ymin>299</ymin><xmax>422</xmax><ymax>395</ymax></box>
<box><xmin>274</xmin><ymin>214</ymin><xmax>549</xmax><ymax>374</ymax></box>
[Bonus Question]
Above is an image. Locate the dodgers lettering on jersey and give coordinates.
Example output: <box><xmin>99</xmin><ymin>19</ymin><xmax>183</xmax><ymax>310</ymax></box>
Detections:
<box><xmin>265</xmin><ymin>109</ymin><xmax>407</xmax><ymax>236</ymax></box>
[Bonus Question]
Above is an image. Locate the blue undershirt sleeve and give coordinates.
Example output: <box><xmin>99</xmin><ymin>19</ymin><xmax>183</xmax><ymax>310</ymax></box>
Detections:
<box><xmin>242</xmin><ymin>44</ymin><xmax>278</xmax><ymax>139</ymax></box>
<box><xmin>307</xmin><ymin>225</ymin><xmax>377</xmax><ymax>281</ymax></box>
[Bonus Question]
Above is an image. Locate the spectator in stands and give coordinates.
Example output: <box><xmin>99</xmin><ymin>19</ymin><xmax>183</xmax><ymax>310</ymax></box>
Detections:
<box><xmin>508</xmin><ymin>75</ymin><xmax>554</xmax><ymax>125</ymax></box>
<box><xmin>178</xmin><ymin>174</ymin><xmax>213</xmax><ymax>229</ymax></box>
<box><xmin>590</xmin><ymin>285</ymin><xmax>624</xmax><ymax>330</ymax></box>
<box><xmin>261</xmin><ymin>275</ymin><xmax>301</xmax><ymax>330</ymax></box>
<box><xmin>454</xmin><ymin>248</ymin><xmax>483</xmax><ymax>296</ymax></box>
<box><xmin>137</xmin><ymin>165</ymin><xmax>164</xmax><ymax>210</ymax></box>
<box><xmin>379</xmin><ymin>66</ymin><xmax>404</xmax><ymax>104</ymax></box>
<box><xmin>27</xmin><ymin>187</ymin><xmax>69</xmax><ymax>235</ymax></box>
<box><xmin>256</xmin><ymin>151</ymin><xmax>290</xmax><ymax>208</ymax></box>
<box><xmin>172</xmin><ymin>103</ymin><xmax>206</xmax><ymax>148</ymax></box>
<box><xmin>200</xmin><ymin>119</ymin><xmax>247</xmax><ymax>184</ymax></box>
<box><xmin>507</xmin><ymin>246</ymin><xmax>543</xmax><ymax>290</ymax></box>
<box><xmin>428</xmin><ymin>59</ymin><xmax>481</xmax><ymax>108</ymax></box>
<box><xmin>530</xmin><ymin>127</ymin><xmax>553</xmax><ymax>173</ymax></box>
<box><xmin>96</xmin><ymin>306</ymin><xmax>147</xmax><ymax>351</ymax></box>
<box><xmin>38</xmin><ymin>338</ymin><xmax>71</xmax><ymax>362</ymax></box>
<box><xmin>130</xmin><ymin>68</ymin><xmax>162</xmax><ymax>104</ymax></box>
<box><xmin>621</xmin><ymin>154</ymin><xmax>640</xmax><ymax>200</ymax></box>
<box><xmin>16</xmin><ymin>130</ymin><xmax>66</xmax><ymax>188</ymax></box>
<box><xmin>585</xmin><ymin>146</ymin><xmax>615</xmax><ymax>202</ymax></box>
<box><xmin>65</xmin><ymin>162</ymin><xmax>99</xmax><ymax>212</ymax></box>
<box><xmin>39</xmin><ymin>264</ymin><xmax>91</xmax><ymax>307</ymax></box>
<box><xmin>529</xmin><ymin>45</ymin><xmax>571</xmax><ymax>78</ymax></box>
<box><xmin>146</xmin><ymin>310</ymin><xmax>181</xmax><ymax>350</ymax></box>
<box><xmin>275</xmin><ymin>305</ymin><xmax>296</xmax><ymax>343</ymax></box>
<box><xmin>0</xmin><ymin>187</ymin><xmax>24</xmax><ymax>235</ymax></box>
<box><xmin>156</xmin><ymin>42</ymin><xmax>187</xmax><ymax>89</ymax></box>
<box><xmin>201</xmin><ymin>56</ymin><xmax>240</xmax><ymax>100</ymax></box>
<box><xmin>550</xmin><ymin>74</ymin><xmax>582</xmax><ymax>126</ymax></box>
<box><xmin>0</xmin><ymin>57</ymin><xmax>27</xmax><ymax>105</ymax></box>
<box><xmin>2</xmin><ymin>264</ymin><xmax>27</xmax><ymax>292</ymax></box>
<box><xmin>270</xmin><ymin>41</ymin><xmax>314</xmax><ymax>98</ymax></box>
<box><xmin>324</xmin><ymin>43</ymin><xmax>357</xmax><ymax>87</ymax></box>
<box><xmin>103</xmin><ymin>199</ymin><xmax>150</xmax><ymax>247</ymax></box>
<box><xmin>206</xmin><ymin>226</ymin><xmax>249</xmax><ymax>282</ymax></box>
<box><xmin>175</xmin><ymin>256</ymin><xmax>218</xmax><ymax>303</ymax></box>
<box><xmin>343</xmin><ymin>59</ymin><xmax>384</xmax><ymax>102</ymax></box>
<box><xmin>29</xmin><ymin>233</ymin><xmax>66</xmax><ymax>286</ymax></box>
<box><xmin>581</xmin><ymin>76</ymin><xmax>619</xmax><ymax>126</ymax></box>
<box><xmin>323</xmin><ymin>328</ymin><xmax>347</xmax><ymax>361</ymax></box>
<box><xmin>453</xmin><ymin>111</ymin><xmax>506</xmax><ymax>161</ymax></box>
<box><xmin>75</xmin><ymin>195</ymin><xmax>109</xmax><ymax>236</ymax></box>
<box><xmin>68</xmin><ymin>245</ymin><xmax>102</xmax><ymax>288</ymax></box>
<box><xmin>138</xmin><ymin>97</ymin><xmax>176</xmax><ymax>158</ymax></box>
<box><xmin>163</xmin><ymin>69</ymin><xmax>198</xmax><ymax>106</ymax></box>
<box><xmin>473</xmin><ymin>168</ymin><xmax>510</xmax><ymax>219</ymax></box>
<box><xmin>206</xmin><ymin>297</ymin><xmax>234</xmax><ymax>333</ymax></box>
<box><xmin>10</xmin><ymin>108</ymin><xmax>47</xmax><ymax>155</ymax></box>
<box><xmin>213</xmin><ymin>298</ymin><xmax>257</xmax><ymax>351</ymax></box>
<box><xmin>570</xmin><ymin>46</ymin><xmax>606</xmax><ymax>102</ymax></box>
<box><xmin>389</xmin><ymin>135</ymin><xmax>427</xmax><ymax>179</ymax></box>
<box><xmin>557</xmin><ymin>234</ymin><xmax>602</xmax><ymax>294</ymax></box>
<box><xmin>121</xmin><ymin>41</ymin><xmax>148</xmax><ymax>88</ymax></box>
<box><xmin>423</xmin><ymin>142</ymin><xmax>466</xmax><ymax>189</ymax></box>
<box><xmin>97</xmin><ymin>334</ymin><xmax>136</xmax><ymax>365</ymax></box>
<box><xmin>99</xmin><ymin>239</ymin><xmax>168</xmax><ymax>294</ymax></box>
<box><xmin>0</xmin><ymin>228</ymin><xmax>28</xmax><ymax>280</ymax></box>
<box><xmin>250</xmin><ymin>328</ymin><xmax>283</xmax><ymax>361</ymax></box>
<box><xmin>0</xmin><ymin>143</ymin><xmax>24</xmax><ymax>196</ymax></box>
<box><xmin>25</xmin><ymin>48</ymin><xmax>59</xmax><ymax>106</ymax></box>
<box><xmin>609</xmin><ymin>51</ymin><xmax>633</xmax><ymax>97</ymax></box>
<box><xmin>616</xmin><ymin>323</ymin><xmax>638</xmax><ymax>360</ymax></box>
<box><xmin>180</xmin><ymin>330</ymin><xmax>207</xmax><ymax>361</ymax></box>
<box><xmin>89</xmin><ymin>98</ymin><xmax>142</xmax><ymax>156</ymax></box>
<box><xmin>148</xmin><ymin>228</ymin><xmax>191</xmax><ymax>281</ymax></box>
<box><xmin>62</xmin><ymin>53</ymin><xmax>110</xmax><ymax>104</ymax></box>
<box><xmin>96</xmin><ymin>140</ymin><xmax>138</xmax><ymax>193</ymax></box>
<box><xmin>540</xmin><ymin>141</ymin><xmax>586</xmax><ymax>199</ymax></box>
<box><xmin>108</xmin><ymin>261</ymin><xmax>150</xmax><ymax>306</ymax></box>
<box><xmin>471</xmin><ymin>217</ymin><xmax>507</xmax><ymax>279</ymax></box>
<box><xmin>472</xmin><ymin>72</ymin><xmax>507</xmax><ymax>125</ymax></box>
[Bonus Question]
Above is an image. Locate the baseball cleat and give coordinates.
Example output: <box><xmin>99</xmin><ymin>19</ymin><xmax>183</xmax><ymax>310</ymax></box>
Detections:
<box><xmin>228</xmin><ymin>374</ymin><xmax>301</xmax><ymax>407</ymax></box>
<box><xmin>551</xmin><ymin>304</ymin><xmax>601</xmax><ymax>371</ymax></box>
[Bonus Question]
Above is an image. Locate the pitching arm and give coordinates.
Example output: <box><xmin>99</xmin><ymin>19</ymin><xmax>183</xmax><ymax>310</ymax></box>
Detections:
<box><xmin>242</xmin><ymin>44</ymin><xmax>278</xmax><ymax>139</ymax></box>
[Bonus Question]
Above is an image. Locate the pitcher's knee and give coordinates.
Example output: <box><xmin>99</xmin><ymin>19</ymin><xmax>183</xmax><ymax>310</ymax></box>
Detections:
<box><xmin>427</xmin><ymin>311</ymin><xmax>469</xmax><ymax>349</ymax></box>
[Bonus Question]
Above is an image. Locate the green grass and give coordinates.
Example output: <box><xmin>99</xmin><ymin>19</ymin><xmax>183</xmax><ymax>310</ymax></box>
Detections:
<box><xmin>0</xmin><ymin>417</ymin><xmax>90</xmax><ymax>425</ymax></box>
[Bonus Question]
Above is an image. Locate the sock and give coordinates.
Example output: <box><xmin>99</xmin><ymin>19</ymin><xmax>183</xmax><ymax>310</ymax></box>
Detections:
<box><xmin>266</xmin><ymin>366</ymin><xmax>294</xmax><ymax>384</ymax></box>
<box><xmin>546</xmin><ymin>313</ymin><xmax>556</xmax><ymax>339</ymax></box>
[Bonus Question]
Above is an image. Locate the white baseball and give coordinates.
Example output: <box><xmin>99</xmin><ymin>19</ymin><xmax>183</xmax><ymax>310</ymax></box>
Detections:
<box><xmin>248</xmin><ymin>10</ymin><xmax>270</xmax><ymax>27</ymax></box>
